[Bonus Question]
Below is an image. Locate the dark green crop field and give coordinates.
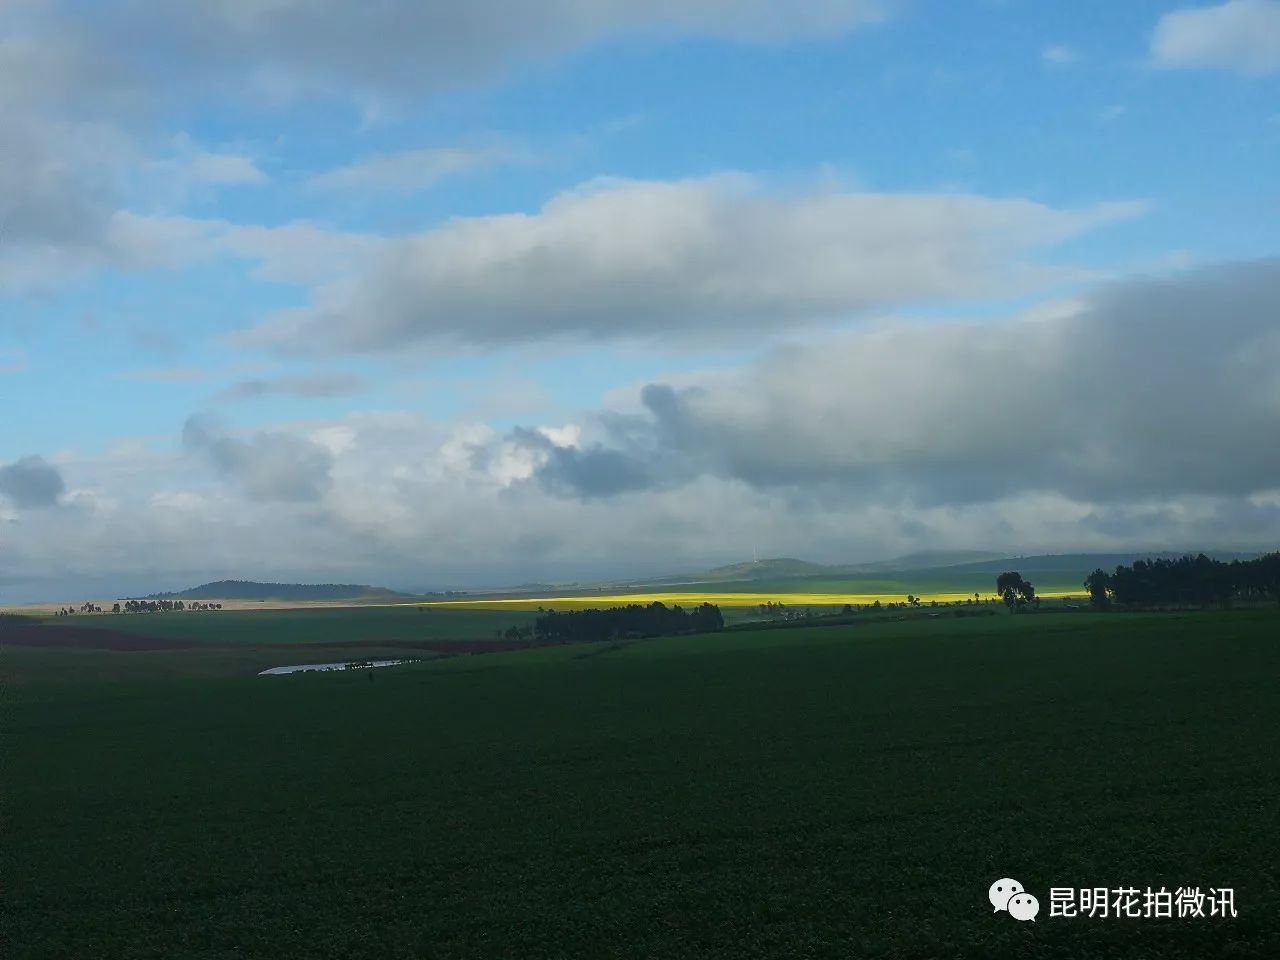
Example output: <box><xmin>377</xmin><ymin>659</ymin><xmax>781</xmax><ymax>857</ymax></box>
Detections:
<box><xmin>47</xmin><ymin>604</ymin><xmax>539</xmax><ymax>645</ymax></box>
<box><xmin>5</xmin><ymin>610</ymin><xmax>1278</xmax><ymax>958</ymax></box>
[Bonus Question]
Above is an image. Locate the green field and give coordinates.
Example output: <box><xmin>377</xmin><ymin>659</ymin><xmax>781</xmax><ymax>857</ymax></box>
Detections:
<box><xmin>661</xmin><ymin>569</ymin><xmax>1088</xmax><ymax>597</ymax></box>
<box><xmin>5</xmin><ymin>608</ymin><xmax>1278</xmax><ymax>958</ymax></box>
<box><xmin>464</xmin><ymin>568</ymin><xmax>1090</xmax><ymax>605</ymax></box>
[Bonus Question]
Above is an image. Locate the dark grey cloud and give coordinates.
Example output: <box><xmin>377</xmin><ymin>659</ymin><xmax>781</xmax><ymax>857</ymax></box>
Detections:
<box><xmin>216</xmin><ymin>373</ymin><xmax>365</xmax><ymax>402</ymax></box>
<box><xmin>183</xmin><ymin>415</ymin><xmax>333</xmax><ymax>502</ymax></box>
<box><xmin>507</xmin><ymin>427</ymin><xmax>655</xmax><ymax>500</ymax></box>
<box><xmin>0</xmin><ymin>14</ymin><xmax>155</xmax><ymax>293</ymax></box>
<box><xmin>0</xmin><ymin>119</ymin><xmax>113</xmax><ymax>248</ymax></box>
<box><xmin>1083</xmin><ymin>497</ymin><xmax>1280</xmax><ymax>547</ymax></box>
<box><xmin>84</xmin><ymin>1</ymin><xmax>885</xmax><ymax>102</ymax></box>
<box><xmin>509</xmin><ymin>258</ymin><xmax>1280</xmax><ymax>507</ymax></box>
<box><xmin>0</xmin><ymin>455</ymin><xmax>66</xmax><ymax>508</ymax></box>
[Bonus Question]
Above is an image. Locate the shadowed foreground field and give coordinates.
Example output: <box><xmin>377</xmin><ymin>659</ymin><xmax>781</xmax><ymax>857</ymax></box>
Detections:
<box><xmin>5</xmin><ymin>610</ymin><xmax>1279</xmax><ymax>958</ymax></box>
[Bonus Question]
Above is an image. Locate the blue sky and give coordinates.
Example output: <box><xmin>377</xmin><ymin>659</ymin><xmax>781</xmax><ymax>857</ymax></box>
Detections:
<box><xmin>2</xmin><ymin>0</ymin><xmax>1279</xmax><ymax>600</ymax></box>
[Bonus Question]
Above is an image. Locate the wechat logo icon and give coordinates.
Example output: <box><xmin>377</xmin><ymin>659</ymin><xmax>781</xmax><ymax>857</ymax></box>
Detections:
<box><xmin>990</xmin><ymin>878</ymin><xmax>1040</xmax><ymax>922</ymax></box>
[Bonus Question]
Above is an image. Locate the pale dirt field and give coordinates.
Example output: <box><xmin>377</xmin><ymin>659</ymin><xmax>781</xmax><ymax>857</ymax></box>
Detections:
<box><xmin>0</xmin><ymin>598</ymin><xmax>399</xmax><ymax>615</ymax></box>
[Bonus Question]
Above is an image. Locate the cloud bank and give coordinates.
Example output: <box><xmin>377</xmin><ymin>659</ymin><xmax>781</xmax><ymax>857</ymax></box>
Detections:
<box><xmin>4</xmin><ymin>259</ymin><xmax>1278</xmax><ymax>600</ymax></box>
<box><xmin>244</xmin><ymin>176</ymin><xmax>1144</xmax><ymax>351</ymax></box>
<box><xmin>505</xmin><ymin>259</ymin><xmax>1280</xmax><ymax>505</ymax></box>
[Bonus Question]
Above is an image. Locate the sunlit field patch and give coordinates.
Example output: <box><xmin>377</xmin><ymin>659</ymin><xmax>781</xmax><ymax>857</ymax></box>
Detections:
<box><xmin>415</xmin><ymin>590</ymin><xmax>1086</xmax><ymax>611</ymax></box>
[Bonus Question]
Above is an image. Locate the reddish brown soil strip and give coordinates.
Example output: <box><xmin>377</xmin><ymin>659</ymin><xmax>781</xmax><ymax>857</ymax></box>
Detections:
<box><xmin>0</xmin><ymin>624</ymin><xmax>201</xmax><ymax>651</ymax></box>
<box><xmin>0</xmin><ymin>625</ymin><xmax>575</xmax><ymax>654</ymax></box>
<box><xmin>311</xmin><ymin>638</ymin><xmax>555</xmax><ymax>654</ymax></box>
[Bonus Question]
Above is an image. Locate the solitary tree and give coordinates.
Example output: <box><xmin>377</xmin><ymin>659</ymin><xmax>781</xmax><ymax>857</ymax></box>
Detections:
<box><xmin>996</xmin><ymin>571</ymin><xmax>1025</xmax><ymax>611</ymax></box>
<box><xmin>1084</xmin><ymin>569</ymin><xmax>1111</xmax><ymax>608</ymax></box>
<box><xmin>1017</xmin><ymin>579</ymin><xmax>1036</xmax><ymax>608</ymax></box>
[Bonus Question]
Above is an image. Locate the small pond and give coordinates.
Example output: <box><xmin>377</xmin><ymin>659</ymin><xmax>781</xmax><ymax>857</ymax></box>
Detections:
<box><xmin>258</xmin><ymin>659</ymin><xmax>414</xmax><ymax>676</ymax></box>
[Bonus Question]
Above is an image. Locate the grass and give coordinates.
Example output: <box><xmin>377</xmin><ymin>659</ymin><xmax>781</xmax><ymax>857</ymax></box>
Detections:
<box><xmin>705</xmin><ymin>570</ymin><xmax>1092</xmax><ymax>597</ymax></box>
<box><xmin>5</xmin><ymin>609</ymin><xmax>1278</xmax><ymax>958</ymax></box>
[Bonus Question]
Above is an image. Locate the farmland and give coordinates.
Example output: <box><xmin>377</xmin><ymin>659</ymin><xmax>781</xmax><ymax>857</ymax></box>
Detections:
<box><xmin>419</xmin><ymin>588</ymin><xmax>1083</xmax><ymax>612</ymax></box>
<box><xmin>430</xmin><ymin>568</ymin><xmax>1090</xmax><ymax>610</ymax></box>
<box><xmin>4</xmin><ymin>606</ymin><xmax>1279</xmax><ymax>958</ymax></box>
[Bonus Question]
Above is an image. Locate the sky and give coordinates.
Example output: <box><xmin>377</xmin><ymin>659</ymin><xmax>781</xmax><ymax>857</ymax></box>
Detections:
<box><xmin>2</xmin><ymin>0</ymin><xmax>1279</xmax><ymax>601</ymax></box>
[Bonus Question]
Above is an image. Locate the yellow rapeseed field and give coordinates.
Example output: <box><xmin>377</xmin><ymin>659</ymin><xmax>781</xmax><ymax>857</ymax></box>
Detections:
<box><xmin>413</xmin><ymin>590</ymin><xmax>1085</xmax><ymax>611</ymax></box>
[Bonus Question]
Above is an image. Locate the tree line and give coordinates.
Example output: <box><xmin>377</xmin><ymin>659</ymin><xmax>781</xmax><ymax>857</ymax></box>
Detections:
<box><xmin>533</xmin><ymin>601</ymin><xmax>724</xmax><ymax>645</ymax></box>
<box><xmin>1083</xmin><ymin>552</ymin><xmax>1280</xmax><ymax>608</ymax></box>
<box><xmin>54</xmin><ymin>599</ymin><xmax>224</xmax><ymax>616</ymax></box>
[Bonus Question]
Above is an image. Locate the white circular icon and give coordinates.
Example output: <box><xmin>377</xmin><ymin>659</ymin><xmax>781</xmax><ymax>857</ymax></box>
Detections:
<box><xmin>1008</xmin><ymin>892</ymin><xmax>1040</xmax><ymax>922</ymax></box>
<box><xmin>989</xmin><ymin>877</ymin><xmax>1024</xmax><ymax>912</ymax></box>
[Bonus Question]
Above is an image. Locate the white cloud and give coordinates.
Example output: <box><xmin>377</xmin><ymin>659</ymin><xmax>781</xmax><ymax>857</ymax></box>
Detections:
<box><xmin>214</xmin><ymin>222</ymin><xmax>386</xmax><ymax>284</ymax></box>
<box><xmin>183</xmin><ymin>415</ymin><xmax>335</xmax><ymax>502</ymax></box>
<box><xmin>308</xmin><ymin>142</ymin><xmax>529</xmax><ymax>194</ymax></box>
<box><xmin>0</xmin><ymin>1</ymin><xmax>886</xmax><ymax>296</ymax></box>
<box><xmin>117</xmin><ymin>366</ymin><xmax>207</xmax><ymax>384</ymax></box>
<box><xmin>181</xmin><ymin>151</ymin><xmax>267</xmax><ymax>186</ymax></box>
<box><xmin>0</xmin><ymin>25</ymin><xmax>256</xmax><ymax>292</ymax></box>
<box><xmin>1151</xmin><ymin>0</ymin><xmax>1280</xmax><ymax>75</ymax></box>
<box><xmin>216</xmin><ymin>373</ymin><xmax>366</xmax><ymax>401</ymax></box>
<box><xmin>1041</xmin><ymin>44</ymin><xmax>1079</xmax><ymax>65</ymax></box>
<box><xmin>0</xmin><ymin>348</ymin><xmax>28</xmax><ymax>374</ymax></box>
<box><xmin>240</xmin><ymin>174</ymin><xmax>1146</xmax><ymax>352</ymax></box>
<box><xmin>0</xmin><ymin>210</ymin><xmax>220</xmax><ymax>295</ymax></box>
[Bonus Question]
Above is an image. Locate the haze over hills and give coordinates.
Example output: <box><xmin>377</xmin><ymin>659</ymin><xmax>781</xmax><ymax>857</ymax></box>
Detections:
<box><xmin>598</xmin><ymin>549</ymin><xmax>1267</xmax><ymax>592</ymax></box>
<box><xmin>927</xmin><ymin>551</ymin><xmax>1266</xmax><ymax>576</ymax></box>
<box><xmin>609</xmin><ymin>551</ymin><xmax>1005</xmax><ymax>586</ymax></box>
<box><xmin>835</xmin><ymin>550</ymin><xmax>1009</xmax><ymax>574</ymax></box>
<box><xmin>666</xmin><ymin>558</ymin><xmax>833</xmax><ymax>583</ymax></box>
<box><xmin>136</xmin><ymin>551</ymin><xmax>1270</xmax><ymax>604</ymax></box>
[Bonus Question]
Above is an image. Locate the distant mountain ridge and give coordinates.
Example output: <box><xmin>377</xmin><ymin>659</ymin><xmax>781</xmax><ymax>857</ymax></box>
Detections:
<box><xmin>836</xmin><ymin>549</ymin><xmax>1007</xmax><ymax>574</ymax></box>
<box><xmin>145</xmin><ymin>581</ymin><xmax>414</xmax><ymax>601</ymax></box>
<box><xmin>629</xmin><ymin>550</ymin><xmax>1006</xmax><ymax>585</ymax></box>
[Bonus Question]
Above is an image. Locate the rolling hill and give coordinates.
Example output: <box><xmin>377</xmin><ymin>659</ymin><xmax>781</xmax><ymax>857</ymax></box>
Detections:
<box><xmin>143</xmin><ymin>581</ymin><xmax>415</xmax><ymax>602</ymax></box>
<box><xmin>613</xmin><ymin>551</ymin><xmax>1005</xmax><ymax>587</ymax></box>
<box><xmin>585</xmin><ymin>549</ymin><xmax>1268</xmax><ymax>599</ymax></box>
